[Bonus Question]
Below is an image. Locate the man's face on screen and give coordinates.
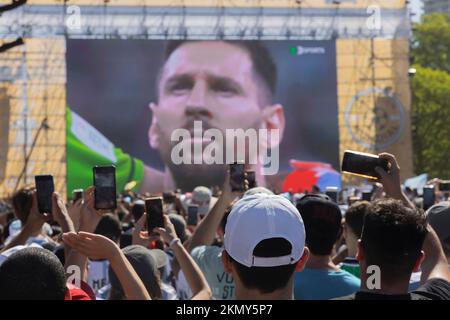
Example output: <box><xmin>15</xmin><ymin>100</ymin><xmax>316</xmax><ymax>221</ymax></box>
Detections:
<box><xmin>149</xmin><ymin>41</ymin><xmax>268</xmax><ymax>189</ymax></box>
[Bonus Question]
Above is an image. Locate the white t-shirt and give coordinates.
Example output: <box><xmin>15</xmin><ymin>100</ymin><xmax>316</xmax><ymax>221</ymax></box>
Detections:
<box><xmin>87</xmin><ymin>259</ymin><xmax>110</xmax><ymax>294</ymax></box>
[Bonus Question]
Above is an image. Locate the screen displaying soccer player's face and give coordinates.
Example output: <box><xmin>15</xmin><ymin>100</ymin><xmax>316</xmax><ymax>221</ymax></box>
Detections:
<box><xmin>149</xmin><ymin>41</ymin><xmax>277</xmax><ymax>188</ymax></box>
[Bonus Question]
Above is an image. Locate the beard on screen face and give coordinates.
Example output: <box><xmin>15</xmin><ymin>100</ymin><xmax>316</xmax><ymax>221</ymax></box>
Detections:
<box><xmin>156</xmin><ymin>122</ymin><xmax>262</xmax><ymax>192</ymax></box>
<box><xmin>169</xmin><ymin>161</ymin><xmax>228</xmax><ymax>192</ymax></box>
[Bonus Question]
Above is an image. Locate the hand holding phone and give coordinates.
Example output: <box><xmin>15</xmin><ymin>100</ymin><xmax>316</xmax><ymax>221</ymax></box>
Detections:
<box><xmin>230</xmin><ymin>162</ymin><xmax>245</xmax><ymax>192</ymax></box>
<box><xmin>341</xmin><ymin>150</ymin><xmax>389</xmax><ymax>180</ymax></box>
<box><xmin>423</xmin><ymin>185</ymin><xmax>436</xmax><ymax>210</ymax></box>
<box><xmin>187</xmin><ymin>205</ymin><xmax>199</xmax><ymax>226</ymax></box>
<box><xmin>146</xmin><ymin>197</ymin><xmax>164</xmax><ymax>235</ymax></box>
<box><xmin>72</xmin><ymin>189</ymin><xmax>84</xmax><ymax>203</ymax></box>
<box><xmin>439</xmin><ymin>181</ymin><xmax>450</xmax><ymax>192</ymax></box>
<box><xmin>246</xmin><ymin>170</ymin><xmax>256</xmax><ymax>189</ymax></box>
<box><xmin>35</xmin><ymin>175</ymin><xmax>54</xmax><ymax>214</ymax></box>
<box><xmin>93</xmin><ymin>166</ymin><xmax>117</xmax><ymax>211</ymax></box>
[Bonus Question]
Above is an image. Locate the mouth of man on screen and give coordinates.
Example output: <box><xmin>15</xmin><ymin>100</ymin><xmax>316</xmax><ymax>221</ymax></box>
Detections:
<box><xmin>170</xmin><ymin>120</ymin><xmax>279</xmax><ymax>175</ymax></box>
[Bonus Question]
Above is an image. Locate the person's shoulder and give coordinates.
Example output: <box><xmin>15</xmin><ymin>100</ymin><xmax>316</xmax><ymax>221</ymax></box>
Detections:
<box><xmin>190</xmin><ymin>245</ymin><xmax>208</xmax><ymax>257</ymax></box>
<box><xmin>338</xmin><ymin>269</ymin><xmax>361</xmax><ymax>282</ymax></box>
<box><xmin>191</xmin><ymin>245</ymin><xmax>222</xmax><ymax>256</ymax></box>
<box><xmin>412</xmin><ymin>277</ymin><xmax>450</xmax><ymax>300</ymax></box>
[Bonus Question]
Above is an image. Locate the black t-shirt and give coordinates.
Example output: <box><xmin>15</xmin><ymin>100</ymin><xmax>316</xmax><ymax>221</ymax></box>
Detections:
<box><xmin>335</xmin><ymin>278</ymin><xmax>450</xmax><ymax>300</ymax></box>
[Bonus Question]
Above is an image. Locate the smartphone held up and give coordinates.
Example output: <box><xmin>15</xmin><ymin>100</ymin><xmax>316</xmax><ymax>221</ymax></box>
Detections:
<box><xmin>146</xmin><ymin>196</ymin><xmax>164</xmax><ymax>234</ymax></box>
<box><xmin>35</xmin><ymin>175</ymin><xmax>54</xmax><ymax>214</ymax></box>
<box><xmin>93</xmin><ymin>165</ymin><xmax>117</xmax><ymax>210</ymax></box>
<box><xmin>341</xmin><ymin>150</ymin><xmax>389</xmax><ymax>180</ymax></box>
<box><xmin>230</xmin><ymin>162</ymin><xmax>246</xmax><ymax>192</ymax></box>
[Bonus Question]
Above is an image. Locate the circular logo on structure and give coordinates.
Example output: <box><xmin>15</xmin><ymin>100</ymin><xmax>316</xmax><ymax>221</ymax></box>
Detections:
<box><xmin>344</xmin><ymin>87</ymin><xmax>406</xmax><ymax>150</ymax></box>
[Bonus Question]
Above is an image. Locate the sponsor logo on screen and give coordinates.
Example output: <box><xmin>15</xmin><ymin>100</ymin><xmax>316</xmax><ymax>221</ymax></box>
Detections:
<box><xmin>290</xmin><ymin>46</ymin><xmax>326</xmax><ymax>56</ymax></box>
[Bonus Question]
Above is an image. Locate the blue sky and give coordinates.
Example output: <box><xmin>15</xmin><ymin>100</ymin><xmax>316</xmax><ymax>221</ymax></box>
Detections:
<box><xmin>409</xmin><ymin>0</ymin><xmax>424</xmax><ymax>23</ymax></box>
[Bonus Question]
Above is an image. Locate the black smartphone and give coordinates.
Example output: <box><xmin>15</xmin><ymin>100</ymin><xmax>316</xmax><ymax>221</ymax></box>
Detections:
<box><xmin>35</xmin><ymin>175</ymin><xmax>54</xmax><ymax>214</ymax></box>
<box><xmin>423</xmin><ymin>186</ymin><xmax>435</xmax><ymax>210</ymax></box>
<box><xmin>93</xmin><ymin>165</ymin><xmax>117</xmax><ymax>210</ymax></box>
<box><xmin>230</xmin><ymin>162</ymin><xmax>245</xmax><ymax>192</ymax></box>
<box><xmin>361</xmin><ymin>191</ymin><xmax>372</xmax><ymax>201</ymax></box>
<box><xmin>325</xmin><ymin>187</ymin><xmax>338</xmax><ymax>203</ymax></box>
<box><xmin>187</xmin><ymin>205</ymin><xmax>199</xmax><ymax>226</ymax></box>
<box><xmin>246</xmin><ymin>170</ymin><xmax>256</xmax><ymax>189</ymax></box>
<box><xmin>72</xmin><ymin>189</ymin><xmax>84</xmax><ymax>203</ymax></box>
<box><xmin>146</xmin><ymin>197</ymin><xmax>164</xmax><ymax>233</ymax></box>
<box><xmin>439</xmin><ymin>181</ymin><xmax>450</xmax><ymax>192</ymax></box>
<box><xmin>341</xmin><ymin>150</ymin><xmax>389</xmax><ymax>180</ymax></box>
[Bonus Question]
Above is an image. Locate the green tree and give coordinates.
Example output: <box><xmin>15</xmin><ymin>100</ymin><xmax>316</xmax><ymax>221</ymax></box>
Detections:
<box><xmin>412</xmin><ymin>13</ymin><xmax>450</xmax><ymax>73</ymax></box>
<box><xmin>411</xmin><ymin>66</ymin><xmax>450</xmax><ymax>178</ymax></box>
<box><xmin>411</xmin><ymin>13</ymin><xmax>450</xmax><ymax>179</ymax></box>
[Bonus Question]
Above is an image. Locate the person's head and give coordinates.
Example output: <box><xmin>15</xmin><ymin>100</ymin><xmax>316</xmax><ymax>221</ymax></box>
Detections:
<box><xmin>425</xmin><ymin>201</ymin><xmax>450</xmax><ymax>262</ymax></box>
<box><xmin>358</xmin><ymin>199</ymin><xmax>428</xmax><ymax>286</ymax></box>
<box><xmin>94</xmin><ymin>213</ymin><xmax>122</xmax><ymax>244</ymax></box>
<box><xmin>222</xmin><ymin>193</ymin><xmax>309</xmax><ymax>299</ymax></box>
<box><xmin>109</xmin><ymin>245</ymin><xmax>166</xmax><ymax>300</ymax></box>
<box><xmin>0</xmin><ymin>247</ymin><xmax>67</xmax><ymax>300</ymax></box>
<box><xmin>11</xmin><ymin>185</ymin><xmax>34</xmax><ymax>225</ymax></box>
<box><xmin>190</xmin><ymin>186</ymin><xmax>215</xmax><ymax>217</ymax></box>
<box><xmin>344</xmin><ymin>201</ymin><xmax>370</xmax><ymax>257</ymax></box>
<box><xmin>149</xmin><ymin>40</ymin><xmax>285</xmax><ymax>190</ymax></box>
<box><xmin>168</xmin><ymin>213</ymin><xmax>188</xmax><ymax>243</ymax></box>
<box><xmin>296</xmin><ymin>194</ymin><xmax>342</xmax><ymax>257</ymax></box>
<box><xmin>217</xmin><ymin>205</ymin><xmax>233</xmax><ymax>243</ymax></box>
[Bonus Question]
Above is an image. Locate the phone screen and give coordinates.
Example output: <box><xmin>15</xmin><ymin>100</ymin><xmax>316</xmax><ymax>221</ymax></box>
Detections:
<box><xmin>325</xmin><ymin>187</ymin><xmax>338</xmax><ymax>203</ymax></box>
<box><xmin>93</xmin><ymin>166</ymin><xmax>117</xmax><ymax>210</ymax></box>
<box><xmin>146</xmin><ymin>197</ymin><xmax>164</xmax><ymax>233</ymax></box>
<box><xmin>341</xmin><ymin>151</ymin><xmax>389</xmax><ymax>180</ymax></box>
<box><xmin>439</xmin><ymin>181</ymin><xmax>450</xmax><ymax>192</ymax></box>
<box><xmin>230</xmin><ymin>162</ymin><xmax>245</xmax><ymax>192</ymax></box>
<box><xmin>72</xmin><ymin>189</ymin><xmax>84</xmax><ymax>203</ymax></box>
<box><xmin>246</xmin><ymin>171</ymin><xmax>256</xmax><ymax>189</ymax></box>
<box><xmin>361</xmin><ymin>191</ymin><xmax>372</xmax><ymax>201</ymax></box>
<box><xmin>423</xmin><ymin>186</ymin><xmax>435</xmax><ymax>210</ymax></box>
<box><xmin>187</xmin><ymin>205</ymin><xmax>199</xmax><ymax>226</ymax></box>
<box><xmin>35</xmin><ymin>175</ymin><xmax>54</xmax><ymax>214</ymax></box>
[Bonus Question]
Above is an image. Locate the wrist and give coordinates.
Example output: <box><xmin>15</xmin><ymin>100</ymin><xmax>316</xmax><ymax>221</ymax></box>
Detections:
<box><xmin>169</xmin><ymin>238</ymin><xmax>181</xmax><ymax>249</ymax></box>
<box><xmin>108</xmin><ymin>245</ymin><xmax>124</xmax><ymax>265</ymax></box>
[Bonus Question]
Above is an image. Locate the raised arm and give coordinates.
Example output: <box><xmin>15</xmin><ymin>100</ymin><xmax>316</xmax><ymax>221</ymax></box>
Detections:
<box><xmin>63</xmin><ymin>231</ymin><xmax>151</xmax><ymax>300</ymax></box>
<box><xmin>420</xmin><ymin>225</ymin><xmax>450</xmax><ymax>284</ymax></box>
<box><xmin>375</xmin><ymin>153</ymin><xmax>415</xmax><ymax>209</ymax></box>
<box><xmin>154</xmin><ymin>215</ymin><xmax>211</xmax><ymax>300</ymax></box>
<box><xmin>0</xmin><ymin>192</ymin><xmax>50</xmax><ymax>253</ymax></box>
<box><xmin>64</xmin><ymin>186</ymin><xmax>102</xmax><ymax>281</ymax></box>
<box><xmin>188</xmin><ymin>171</ymin><xmax>239</xmax><ymax>252</ymax></box>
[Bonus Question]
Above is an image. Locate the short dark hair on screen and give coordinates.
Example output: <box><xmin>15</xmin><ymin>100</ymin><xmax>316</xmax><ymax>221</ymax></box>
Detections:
<box><xmin>0</xmin><ymin>247</ymin><xmax>67</xmax><ymax>300</ymax></box>
<box><xmin>229</xmin><ymin>238</ymin><xmax>297</xmax><ymax>294</ymax></box>
<box><xmin>361</xmin><ymin>199</ymin><xmax>428</xmax><ymax>282</ymax></box>
<box><xmin>163</xmin><ymin>40</ymin><xmax>277</xmax><ymax>105</ymax></box>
